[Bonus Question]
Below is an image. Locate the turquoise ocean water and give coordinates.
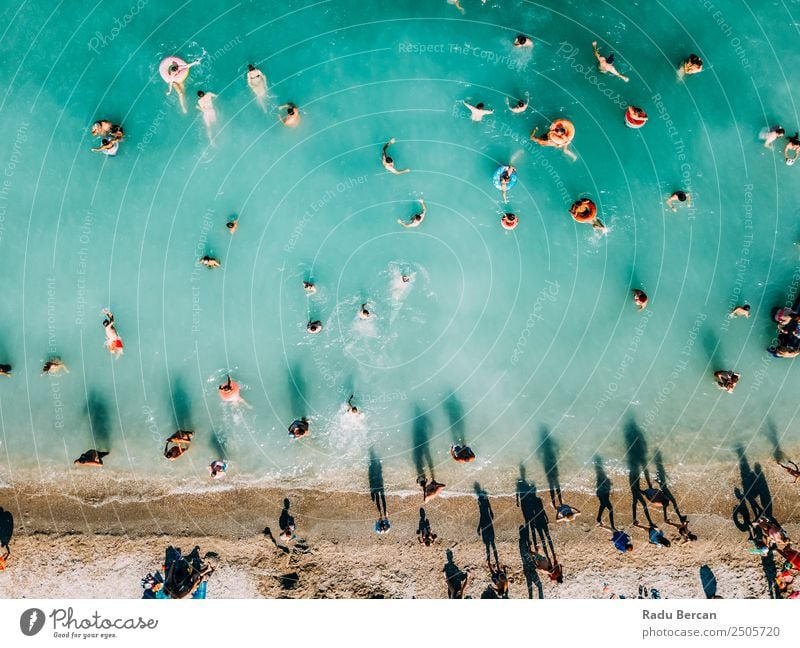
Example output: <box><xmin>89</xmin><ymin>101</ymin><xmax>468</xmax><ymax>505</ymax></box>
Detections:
<box><xmin>1</xmin><ymin>0</ymin><xmax>800</xmax><ymax>496</ymax></box>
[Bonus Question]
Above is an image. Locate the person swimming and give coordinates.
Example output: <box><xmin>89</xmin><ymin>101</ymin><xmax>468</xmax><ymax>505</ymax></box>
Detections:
<box><xmin>303</xmin><ymin>281</ymin><xmax>316</xmax><ymax>295</ymax></box>
<box><xmin>506</xmin><ymin>93</ymin><xmax>529</xmax><ymax>114</ymax></box>
<box><xmin>196</xmin><ymin>90</ymin><xmax>218</xmax><ymax>142</ymax></box>
<box><xmin>92</xmin><ymin>138</ymin><xmax>119</xmax><ymax>156</ymax></box>
<box><xmin>278</xmin><ymin>102</ymin><xmax>300</xmax><ymax>127</ymax></box>
<box><xmin>226</xmin><ymin>216</ymin><xmax>238</xmax><ymax>234</ymax></box>
<box><xmin>164</xmin><ymin>59</ymin><xmax>200</xmax><ymax>113</ymax></box>
<box><xmin>785</xmin><ymin>133</ymin><xmax>800</xmax><ymax>165</ymax></box>
<box><xmin>288</xmin><ymin>417</ymin><xmax>310</xmax><ymax>439</ymax></box>
<box><xmin>218</xmin><ymin>374</ymin><xmax>249</xmax><ymax>407</ymax></box>
<box><xmin>307</xmin><ymin>320</ymin><xmax>323</xmax><ymax>334</ymax></box>
<box><xmin>633</xmin><ymin>289</ymin><xmax>648</xmax><ymax>311</ymax></box>
<box><xmin>358</xmin><ymin>303</ymin><xmax>371</xmax><ymax>320</ymax></box>
<box><xmin>730</xmin><ymin>304</ymin><xmax>750</xmax><ymax>318</ymax></box>
<box><xmin>446</xmin><ymin>0</ymin><xmax>465</xmax><ymax>13</ymax></box>
<box><xmin>450</xmin><ymin>444</ymin><xmax>476</xmax><ymax>463</ymax></box>
<box><xmin>592</xmin><ymin>41</ymin><xmax>629</xmax><ymax>82</ymax></box>
<box><xmin>666</xmin><ymin>190</ymin><xmax>692</xmax><ymax>212</ymax></box>
<box><xmin>91</xmin><ymin>120</ymin><xmax>124</xmax><ymax>140</ymax></box>
<box><xmin>382</xmin><ymin>138</ymin><xmax>410</xmax><ymax>174</ymax></box>
<box><xmin>102</xmin><ymin>309</ymin><xmax>124</xmax><ymax>356</ymax></box>
<box><xmin>0</xmin><ymin>364</ymin><xmax>12</xmax><ymax>377</ymax></box>
<box><xmin>501</xmin><ymin>212</ymin><xmax>518</xmax><ymax>229</ymax></box>
<box><xmin>680</xmin><ymin>53</ymin><xmax>703</xmax><ymax>76</ymax></box>
<box><xmin>398</xmin><ymin>199</ymin><xmax>426</xmax><ymax>227</ymax></box>
<box><xmin>42</xmin><ymin>358</ymin><xmax>68</xmax><ymax>375</ymax></box>
<box><xmin>246</xmin><ymin>64</ymin><xmax>268</xmax><ymax>111</ymax></box>
<box><xmin>761</xmin><ymin>125</ymin><xmax>785</xmax><ymax>149</ymax></box>
<box><xmin>714</xmin><ymin>370</ymin><xmax>740</xmax><ymax>393</ymax></box>
<box><xmin>462</xmin><ymin>100</ymin><xmax>493</xmax><ymax>122</ymax></box>
<box><xmin>346</xmin><ymin>394</ymin><xmax>359</xmax><ymax>415</ymax></box>
<box><xmin>513</xmin><ymin>34</ymin><xmax>533</xmax><ymax>48</ymax></box>
<box><xmin>497</xmin><ymin>165</ymin><xmax>517</xmax><ymax>203</ymax></box>
<box><xmin>208</xmin><ymin>460</ymin><xmax>227</xmax><ymax>479</ymax></box>
<box><xmin>530</xmin><ymin>121</ymin><xmax>577</xmax><ymax>160</ymax></box>
<box><xmin>74</xmin><ymin>449</ymin><xmax>109</xmax><ymax>466</ymax></box>
<box><xmin>200</xmin><ymin>255</ymin><xmax>221</xmax><ymax>268</ymax></box>
<box><xmin>164</xmin><ymin>431</ymin><xmax>193</xmax><ymax>460</ymax></box>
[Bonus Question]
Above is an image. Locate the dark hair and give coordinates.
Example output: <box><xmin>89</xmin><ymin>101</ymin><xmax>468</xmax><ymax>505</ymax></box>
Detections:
<box><xmin>287</xmin><ymin>106</ymin><xmax>295</xmax><ymax>115</ymax></box>
<box><xmin>517</xmin><ymin>99</ymin><xmax>525</xmax><ymax>108</ymax></box>
<box><xmin>226</xmin><ymin>222</ymin><xmax>235</xmax><ymax>229</ymax></box>
<box><xmin>606</xmin><ymin>53</ymin><xmax>615</xmax><ymax>64</ymax></box>
<box><xmin>476</xmin><ymin>102</ymin><xmax>484</xmax><ymax>109</ymax></box>
<box><xmin>776</xmin><ymin>127</ymin><xmax>786</xmax><ymax>136</ymax></box>
<box><xmin>689</xmin><ymin>54</ymin><xmax>702</xmax><ymax>64</ymax></box>
<box><xmin>248</xmin><ymin>64</ymin><xmax>255</xmax><ymax>71</ymax></box>
<box><xmin>516</xmin><ymin>35</ymin><xmax>527</xmax><ymax>43</ymax></box>
<box><xmin>197</xmin><ymin>90</ymin><xmax>205</xmax><ymax>97</ymax></box>
<box><xmin>385</xmin><ymin>156</ymin><xmax>393</xmax><ymax>164</ymax></box>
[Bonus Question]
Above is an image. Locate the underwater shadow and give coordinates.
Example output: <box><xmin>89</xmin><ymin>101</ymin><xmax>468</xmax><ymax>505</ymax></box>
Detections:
<box><xmin>537</xmin><ymin>427</ymin><xmax>562</xmax><ymax>509</ymax></box>
<box><xmin>171</xmin><ymin>376</ymin><xmax>193</xmax><ymax>431</ymax></box>
<box><xmin>287</xmin><ymin>362</ymin><xmax>308</xmax><ymax>417</ymax></box>
<box><xmin>762</xmin><ymin>419</ymin><xmax>786</xmax><ymax>462</ymax></box>
<box><xmin>411</xmin><ymin>406</ymin><xmax>435</xmax><ymax>481</ymax></box>
<box><xmin>444</xmin><ymin>392</ymin><xmax>466</xmax><ymax>445</ymax></box>
<box><xmin>701</xmin><ymin>327</ymin><xmax>722</xmax><ymax>367</ymax></box>
<box><xmin>86</xmin><ymin>391</ymin><xmax>111</xmax><ymax>450</ymax></box>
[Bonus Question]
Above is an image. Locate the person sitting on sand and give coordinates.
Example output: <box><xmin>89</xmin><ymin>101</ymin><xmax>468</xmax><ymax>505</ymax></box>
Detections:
<box><xmin>592</xmin><ymin>41</ymin><xmax>629</xmax><ymax>82</ymax></box>
<box><xmin>527</xmin><ymin>542</ymin><xmax>564</xmax><ymax>582</ymax></box>
<box><xmin>753</xmin><ymin>515</ymin><xmax>789</xmax><ymax>546</ymax></box>
<box><xmin>680</xmin><ymin>53</ymin><xmax>703</xmax><ymax>76</ymax></box>
<box><xmin>303</xmin><ymin>281</ymin><xmax>316</xmax><ymax>295</ymax></box>
<box><xmin>278</xmin><ymin>102</ymin><xmax>300</xmax><ymax>127</ymax></box>
<box><xmin>200</xmin><ymin>255</ymin><xmax>220</xmax><ymax>268</ymax></box>
<box><xmin>164</xmin><ymin>431</ymin><xmax>193</xmax><ymax>460</ymax></box>
<box><xmin>0</xmin><ymin>364</ymin><xmax>12</xmax><ymax>377</ymax></box>
<box><xmin>288</xmin><ymin>417</ymin><xmax>310</xmax><ymax>439</ymax></box>
<box><xmin>382</xmin><ymin>138</ymin><xmax>410</xmax><ymax>175</ymax></box>
<box><xmin>74</xmin><ymin>449</ymin><xmax>110</xmax><ymax>466</ymax></box>
<box><xmin>730</xmin><ymin>304</ymin><xmax>750</xmax><ymax>318</ymax></box>
<box><xmin>417</xmin><ymin>476</ymin><xmax>446</xmax><ymax>503</ymax></box>
<box><xmin>488</xmin><ymin>562</ymin><xmax>510</xmax><ymax>598</ymax></box>
<box><xmin>42</xmin><ymin>357</ymin><xmax>68</xmax><ymax>375</ymax></box>
<box><xmin>599</xmin><ymin>522</ymin><xmax>634</xmax><ymax>553</ymax></box>
<box><xmin>714</xmin><ymin>370</ymin><xmax>740</xmax><ymax>393</ymax></box>
<box><xmin>666</xmin><ymin>190</ymin><xmax>692</xmax><ymax>212</ymax></box>
<box><xmin>375</xmin><ymin>517</ymin><xmax>391</xmax><ymax>534</ymax></box>
<box><xmin>462</xmin><ymin>100</ymin><xmax>493</xmax><ymax>122</ymax></box>
<box><xmin>777</xmin><ymin>459</ymin><xmax>800</xmax><ymax>483</ymax></box>
<box><xmin>307</xmin><ymin>320</ymin><xmax>323</xmax><ymax>334</ymax></box>
<box><xmin>398</xmin><ymin>199</ymin><xmax>426</xmax><ymax>228</ymax></box>
<box><xmin>102</xmin><ymin>308</ymin><xmax>124</xmax><ymax>356</ymax></box>
<box><xmin>553</xmin><ymin>496</ymin><xmax>580</xmax><ymax>522</ymax></box>
<box><xmin>451</xmin><ymin>444</ymin><xmax>476</xmax><ymax>463</ymax></box>
<box><xmin>514</xmin><ymin>34</ymin><xmax>533</xmax><ymax>48</ymax></box>
<box><xmin>633</xmin><ymin>289</ymin><xmax>648</xmax><ymax>310</ymax></box>
<box><xmin>417</xmin><ymin>508</ymin><xmax>438</xmax><ymax>547</ymax></box>
<box><xmin>666</xmin><ymin>516</ymin><xmax>697</xmax><ymax>544</ymax></box>
<box><xmin>785</xmin><ymin>133</ymin><xmax>800</xmax><ymax>165</ymax></box>
<box><xmin>634</xmin><ymin>520</ymin><xmax>671</xmax><ymax>547</ymax></box>
<box><xmin>506</xmin><ymin>94</ymin><xmax>529</xmax><ymax>114</ymax></box>
<box><xmin>444</xmin><ymin>551</ymin><xmax>469</xmax><ymax>598</ymax></box>
<box><xmin>762</xmin><ymin>125</ymin><xmax>785</xmax><ymax>149</ymax></box>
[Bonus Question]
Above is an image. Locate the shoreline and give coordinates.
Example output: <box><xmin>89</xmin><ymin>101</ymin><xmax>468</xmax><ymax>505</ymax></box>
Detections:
<box><xmin>1</xmin><ymin>463</ymin><xmax>796</xmax><ymax>598</ymax></box>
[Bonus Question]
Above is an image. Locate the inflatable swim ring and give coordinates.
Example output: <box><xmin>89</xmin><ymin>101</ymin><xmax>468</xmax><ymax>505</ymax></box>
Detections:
<box><xmin>219</xmin><ymin>380</ymin><xmax>240</xmax><ymax>402</ymax></box>
<box><xmin>493</xmin><ymin>166</ymin><xmax>518</xmax><ymax>190</ymax></box>
<box><xmin>549</xmin><ymin>119</ymin><xmax>575</xmax><ymax>146</ymax></box>
<box><xmin>625</xmin><ymin>106</ymin><xmax>648</xmax><ymax>129</ymax></box>
<box><xmin>569</xmin><ymin>198</ymin><xmax>597</xmax><ymax>223</ymax></box>
<box><xmin>159</xmin><ymin>56</ymin><xmax>189</xmax><ymax>84</ymax></box>
<box><xmin>501</xmin><ymin>213</ymin><xmax>518</xmax><ymax>230</ymax></box>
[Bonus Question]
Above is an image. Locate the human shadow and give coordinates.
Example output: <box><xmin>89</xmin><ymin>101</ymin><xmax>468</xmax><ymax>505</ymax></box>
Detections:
<box><xmin>515</xmin><ymin>464</ymin><xmax>537</xmax><ymax>542</ymax></box>
<box><xmin>444</xmin><ymin>392</ymin><xmax>466</xmax><ymax>445</ymax></box>
<box><xmin>623</xmin><ymin>418</ymin><xmax>654</xmax><ymax>525</ymax></box>
<box><xmin>209</xmin><ymin>430</ymin><xmax>227</xmax><ymax>459</ymax></box>
<box><xmin>171</xmin><ymin>376</ymin><xmax>193</xmax><ymax>431</ymax></box>
<box><xmin>443</xmin><ymin>548</ymin><xmax>469</xmax><ymax>599</ymax></box>
<box><xmin>701</xmin><ymin>326</ymin><xmax>722</xmax><ymax>367</ymax></box>
<box><xmin>287</xmin><ymin>362</ymin><xmax>308</xmax><ymax>417</ymax></box>
<box><xmin>279</xmin><ymin>498</ymin><xmax>295</xmax><ymax>534</ymax></box>
<box><xmin>411</xmin><ymin>407</ymin><xmax>435</xmax><ymax>481</ymax></box>
<box><xmin>368</xmin><ymin>448</ymin><xmax>387</xmax><ymax>519</ymax></box>
<box><xmin>474</xmin><ymin>482</ymin><xmax>499</xmax><ymax>566</ymax></box>
<box><xmin>0</xmin><ymin>507</ymin><xmax>13</xmax><ymax>551</ymax></box>
<box><xmin>762</xmin><ymin>419</ymin><xmax>786</xmax><ymax>462</ymax></box>
<box><xmin>594</xmin><ymin>454</ymin><xmax>615</xmax><ymax>528</ymax></box>
<box><xmin>537</xmin><ymin>427</ymin><xmax>564</xmax><ymax>512</ymax></box>
<box><xmin>699</xmin><ymin>564</ymin><xmax>719</xmax><ymax>599</ymax></box>
<box><xmin>518</xmin><ymin>525</ymin><xmax>543</xmax><ymax>599</ymax></box>
<box><xmin>652</xmin><ymin>450</ymin><xmax>684</xmax><ymax>522</ymax></box>
<box><xmin>86</xmin><ymin>391</ymin><xmax>111</xmax><ymax>450</ymax></box>
<box><xmin>736</xmin><ymin>445</ymin><xmax>773</xmax><ymax>519</ymax></box>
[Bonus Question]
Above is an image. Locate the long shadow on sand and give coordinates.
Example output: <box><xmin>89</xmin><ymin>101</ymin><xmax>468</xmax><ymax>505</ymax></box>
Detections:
<box><xmin>594</xmin><ymin>454</ymin><xmax>615</xmax><ymax>528</ymax></box>
<box><xmin>518</xmin><ymin>526</ymin><xmax>544</xmax><ymax>599</ymax></box>
<box><xmin>86</xmin><ymin>391</ymin><xmax>112</xmax><ymax>450</ymax></box>
<box><xmin>0</xmin><ymin>507</ymin><xmax>13</xmax><ymax>551</ymax></box>
<box><xmin>444</xmin><ymin>548</ymin><xmax>469</xmax><ymax>599</ymax></box>
<box><xmin>623</xmin><ymin>418</ymin><xmax>654</xmax><ymax>525</ymax></box>
<box><xmin>368</xmin><ymin>448</ymin><xmax>387</xmax><ymax>519</ymax></box>
<box><xmin>474</xmin><ymin>482</ymin><xmax>499</xmax><ymax>566</ymax></box>
<box><xmin>652</xmin><ymin>450</ymin><xmax>684</xmax><ymax>522</ymax></box>
<box><xmin>516</xmin><ymin>465</ymin><xmax>555</xmax><ymax>560</ymax></box>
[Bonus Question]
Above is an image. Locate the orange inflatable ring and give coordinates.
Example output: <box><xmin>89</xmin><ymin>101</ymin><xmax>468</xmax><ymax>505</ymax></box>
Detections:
<box><xmin>549</xmin><ymin>119</ymin><xmax>575</xmax><ymax>146</ymax></box>
<box><xmin>219</xmin><ymin>380</ymin><xmax>240</xmax><ymax>402</ymax></box>
<box><xmin>625</xmin><ymin>106</ymin><xmax>648</xmax><ymax>129</ymax></box>
<box><xmin>501</xmin><ymin>213</ymin><xmax>518</xmax><ymax>230</ymax></box>
<box><xmin>570</xmin><ymin>198</ymin><xmax>597</xmax><ymax>223</ymax></box>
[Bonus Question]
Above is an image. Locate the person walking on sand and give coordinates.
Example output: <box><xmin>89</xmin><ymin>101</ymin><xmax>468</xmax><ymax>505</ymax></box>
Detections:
<box><xmin>634</xmin><ymin>520</ymin><xmax>671</xmax><ymax>547</ymax></box>
<box><xmin>164</xmin><ymin>431</ymin><xmax>193</xmax><ymax>460</ymax></box>
<box><xmin>196</xmin><ymin>91</ymin><xmax>218</xmax><ymax>143</ymax></box>
<box><xmin>592</xmin><ymin>41</ymin><xmax>629</xmax><ymax>82</ymax></box>
<box><xmin>246</xmin><ymin>64</ymin><xmax>267</xmax><ymax>111</ymax></box>
<box><xmin>382</xmin><ymin>138</ymin><xmax>410</xmax><ymax>175</ymax></box>
<box><xmin>278</xmin><ymin>102</ymin><xmax>300</xmax><ymax>127</ymax></box>
<box><xmin>398</xmin><ymin>199</ymin><xmax>426</xmax><ymax>228</ymax></box>
<box><xmin>74</xmin><ymin>449</ymin><xmax>110</xmax><ymax>466</ymax></box>
<box><xmin>462</xmin><ymin>100</ymin><xmax>493</xmax><ymax>122</ymax></box>
<box><xmin>666</xmin><ymin>516</ymin><xmax>697</xmax><ymax>543</ymax></box>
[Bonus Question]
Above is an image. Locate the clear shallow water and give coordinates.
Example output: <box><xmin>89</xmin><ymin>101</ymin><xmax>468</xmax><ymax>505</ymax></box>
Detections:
<box><xmin>1</xmin><ymin>0</ymin><xmax>800</xmax><ymax>495</ymax></box>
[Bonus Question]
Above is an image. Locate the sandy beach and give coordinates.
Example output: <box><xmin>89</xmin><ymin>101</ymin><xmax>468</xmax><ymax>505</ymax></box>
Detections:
<box><xmin>0</xmin><ymin>460</ymin><xmax>795</xmax><ymax>599</ymax></box>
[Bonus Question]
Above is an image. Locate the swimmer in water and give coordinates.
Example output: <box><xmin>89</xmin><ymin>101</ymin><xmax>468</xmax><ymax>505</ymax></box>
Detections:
<box><xmin>359</xmin><ymin>303</ymin><xmax>371</xmax><ymax>320</ymax></box>
<box><xmin>303</xmin><ymin>281</ymin><xmax>316</xmax><ymax>295</ymax></box>
<box><xmin>713</xmin><ymin>370</ymin><xmax>740</xmax><ymax>393</ymax></box>
<box><xmin>196</xmin><ymin>90</ymin><xmax>219</xmax><ymax>143</ymax></box>
<box><xmin>307</xmin><ymin>320</ymin><xmax>323</xmax><ymax>334</ymax></box>
<box><xmin>42</xmin><ymin>358</ymin><xmax>69</xmax><ymax>375</ymax></box>
<box><xmin>382</xmin><ymin>138</ymin><xmax>410</xmax><ymax>175</ymax></box>
<box><xmin>92</xmin><ymin>138</ymin><xmax>119</xmax><ymax>156</ymax></box>
<box><xmin>730</xmin><ymin>304</ymin><xmax>750</xmax><ymax>318</ymax></box>
<box><xmin>762</xmin><ymin>125</ymin><xmax>785</xmax><ymax>149</ymax></box>
<box><xmin>666</xmin><ymin>190</ymin><xmax>692</xmax><ymax>212</ymax></box>
<box><xmin>401</xmin><ymin>274</ymin><xmax>412</xmax><ymax>283</ymax></box>
<box><xmin>462</xmin><ymin>100</ymin><xmax>493</xmax><ymax>122</ymax></box>
<box><xmin>218</xmin><ymin>374</ymin><xmax>249</xmax><ymax>407</ymax></box>
<box><xmin>777</xmin><ymin>459</ymin><xmax>800</xmax><ymax>483</ymax></box>
<box><xmin>498</xmin><ymin>165</ymin><xmax>516</xmax><ymax>203</ymax></box>
<box><xmin>278</xmin><ymin>103</ymin><xmax>300</xmax><ymax>127</ymax></box>
<box><xmin>398</xmin><ymin>199</ymin><xmax>426</xmax><ymax>228</ymax></box>
<box><xmin>208</xmin><ymin>460</ymin><xmax>227</xmax><ymax>479</ymax></box>
<box><xmin>288</xmin><ymin>417</ymin><xmax>310</xmax><ymax>439</ymax></box>
<box><xmin>530</xmin><ymin>125</ymin><xmax>577</xmax><ymax>161</ymax></box>
<box><xmin>347</xmin><ymin>394</ymin><xmax>359</xmax><ymax>415</ymax></box>
<box><xmin>501</xmin><ymin>212</ymin><xmax>518</xmax><ymax>229</ymax></box>
<box><xmin>246</xmin><ymin>64</ymin><xmax>268</xmax><ymax>111</ymax></box>
<box><xmin>417</xmin><ymin>476</ymin><xmax>446</xmax><ymax>503</ymax></box>
<box><xmin>633</xmin><ymin>289</ymin><xmax>648</xmax><ymax>310</ymax></box>
<box><xmin>74</xmin><ymin>450</ymin><xmax>109</xmax><ymax>466</ymax></box>
<box><xmin>592</xmin><ymin>41</ymin><xmax>629</xmax><ymax>82</ymax></box>
<box><xmin>91</xmin><ymin>121</ymin><xmax>124</xmax><ymax>140</ymax></box>
<box><xmin>165</xmin><ymin>59</ymin><xmax>200</xmax><ymax>113</ymax></box>
<box><xmin>514</xmin><ymin>34</ymin><xmax>533</xmax><ymax>48</ymax></box>
<box><xmin>102</xmin><ymin>309</ymin><xmax>124</xmax><ymax>356</ymax></box>
<box><xmin>164</xmin><ymin>431</ymin><xmax>193</xmax><ymax>460</ymax></box>
<box><xmin>784</xmin><ymin>133</ymin><xmax>800</xmax><ymax>165</ymax></box>
<box><xmin>680</xmin><ymin>54</ymin><xmax>703</xmax><ymax>76</ymax></box>
<box><xmin>0</xmin><ymin>364</ymin><xmax>11</xmax><ymax>376</ymax></box>
<box><xmin>447</xmin><ymin>0</ymin><xmax>465</xmax><ymax>14</ymax></box>
<box><xmin>451</xmin><ymin>444</ymin><xmax>476</xmax><ymax>463</ymax></box>
<box><xmin>226</xmin><ymin>216</ymin><xmax>238</xmax><ymax>234</ymax></box>
<box><xmin>200</xmin><ymin>255</ymin><xmax>221</xmax><ymax>268</ymax></box>
<box><xmin>506</xmin><ymin>93</ymin><xmax>529</xmax><ymax>114</ymax></box>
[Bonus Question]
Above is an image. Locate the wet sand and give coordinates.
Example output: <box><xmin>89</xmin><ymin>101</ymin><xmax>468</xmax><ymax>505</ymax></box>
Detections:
<box><xmin>0</xmin><ymin>462</ymin><xmax>796</xmax><ymax>598</ymax></box>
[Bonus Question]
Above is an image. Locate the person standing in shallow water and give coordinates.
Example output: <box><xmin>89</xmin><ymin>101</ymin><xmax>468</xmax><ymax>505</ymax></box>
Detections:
<box><xmin>714</xmin><ymin>370</ymin><xmax>740</xmax><ymax>393</ymax></box>
<box><xmin>592</xmin><ymin>41</ymin><xmax>629</xmax><ymax>82</ymax></box>
<box><xmin>246</xmin><ymin>64</ymin><xmax>267</xmax><ymax>111</ymax></box>
<box><xmin>278</xmin><ymin>103</ymin><xmax>300</xmax><ymax>127</ymax></box>
<box><xmin>196</xmin><ymin>90</ymin><xmax>219</xmax><ymax>143</ymax></box>
<box><xmin>633</xmin><ymin>289</ymin><xmax>648</xmax><ymax>310</ymax></box>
